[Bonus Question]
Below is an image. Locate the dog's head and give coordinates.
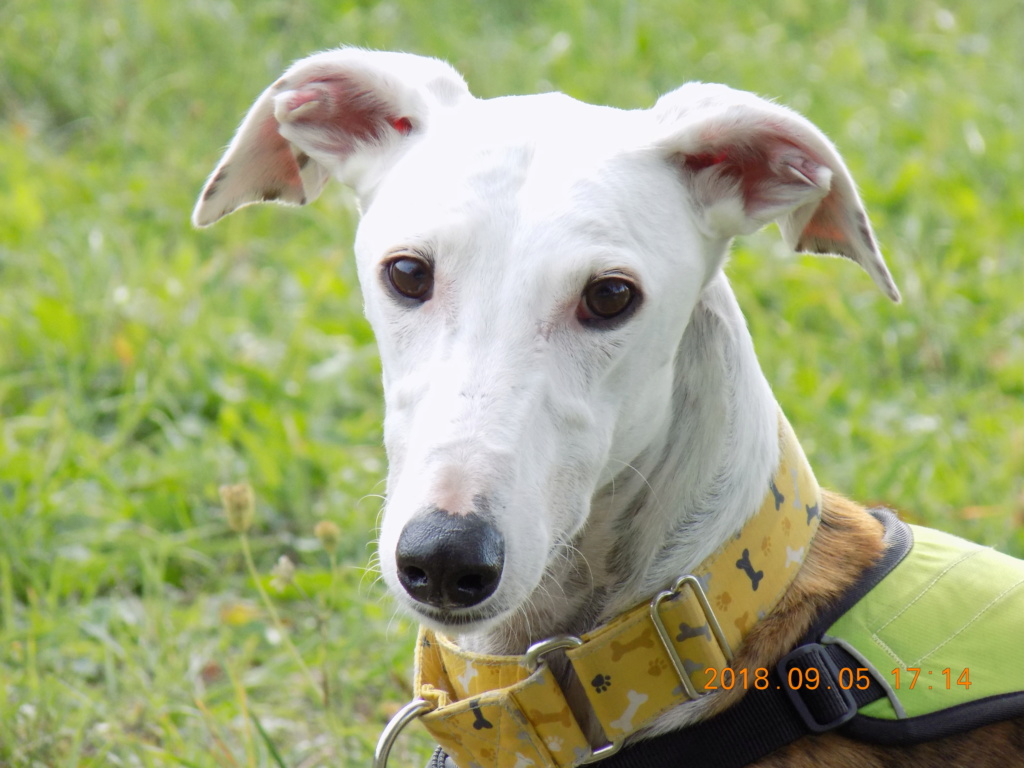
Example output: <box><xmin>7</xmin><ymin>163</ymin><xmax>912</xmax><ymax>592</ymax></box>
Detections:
<box><xmin>195</xmin><ymin>49</ymin><xmax>897</xmax><ymax>634</ymax></box>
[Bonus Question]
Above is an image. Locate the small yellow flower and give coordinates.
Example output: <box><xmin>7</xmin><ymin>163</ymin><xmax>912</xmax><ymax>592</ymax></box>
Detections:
<box><xmin>270</xmin><ymin>555</ymin><xmax>296</xmax><ymax>592</ymax></box>
<box><xmin>313</xmin><ymin>520</ymin><xmax>341</xmax><ymax>554</ymax></box>
<box><xmin>219</xmin><ymin>483</ymin><xmax>255</xmax><ymax>533</ymax></box>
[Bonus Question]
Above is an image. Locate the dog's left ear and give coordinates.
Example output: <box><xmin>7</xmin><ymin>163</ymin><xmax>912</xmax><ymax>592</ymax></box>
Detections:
<box><xmin>192</xmin><ymin>48</ymin><xmax>470</xmax><ymax>227</ymax></box>
<box><xmin>654</xmin><ymin>83</ymin><xmax>900</xmax><ymax>301</ymax></box>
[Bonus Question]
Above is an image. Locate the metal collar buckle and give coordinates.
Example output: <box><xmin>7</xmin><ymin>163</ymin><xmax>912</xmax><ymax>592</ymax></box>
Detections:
<box><xmin>524</xmin><ymin>635</ymin><xmax>622</xmax><ymax>764</ymax></box>
<box><xmin>649</xmin><ymin>574</ymin><xmax>734</xmax><ymax>700</ymax></box>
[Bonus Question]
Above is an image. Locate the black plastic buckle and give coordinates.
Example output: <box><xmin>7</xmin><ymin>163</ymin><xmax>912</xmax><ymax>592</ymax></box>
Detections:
<box><xmin>776</xmin><ymin>643</ymin><xmax>858</xmax><ymax>733</ymax></box>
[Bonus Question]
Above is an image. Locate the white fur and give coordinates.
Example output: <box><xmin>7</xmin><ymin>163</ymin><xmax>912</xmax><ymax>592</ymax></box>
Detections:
<box><xmin>194</xmin><ymin>47</ymin><xmax>898</xmax><ymax>746</ymax></box>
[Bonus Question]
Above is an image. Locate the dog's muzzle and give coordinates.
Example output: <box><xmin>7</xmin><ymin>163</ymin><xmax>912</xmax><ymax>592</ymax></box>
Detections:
<box><xmin>395</xmin><ymin>509</ymin><xmax>505</xmax><ymax>610</ymax></box>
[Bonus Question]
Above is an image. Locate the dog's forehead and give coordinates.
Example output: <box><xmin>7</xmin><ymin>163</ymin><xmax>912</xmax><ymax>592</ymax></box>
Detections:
<box><xmin>437</xmin><ymin>91</ymin><xmax>644</xmax><ymax>163</ymax></box>
<box><xmin>357</xmin><ymin>93</ymin><xmax>663</xmax><ymax>259</ymax></box>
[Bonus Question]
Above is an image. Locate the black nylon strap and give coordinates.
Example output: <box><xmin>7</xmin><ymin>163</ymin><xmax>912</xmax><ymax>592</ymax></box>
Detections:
<box><xmin>600</xmin><ymin>642</ymin><xmax>887</xmax><ymax>768</ymax></box>
<box><xmin>601</xmin><ymin>677</ymin><xmax>808</xmax><ymax>768</ymax></box>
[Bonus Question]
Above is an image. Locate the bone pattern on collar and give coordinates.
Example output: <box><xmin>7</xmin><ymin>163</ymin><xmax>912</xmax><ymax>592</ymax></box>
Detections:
<box><xmin>413</xmin><ymin>411</ymin><xmax>821</xmax><ymax>768</ymax></box>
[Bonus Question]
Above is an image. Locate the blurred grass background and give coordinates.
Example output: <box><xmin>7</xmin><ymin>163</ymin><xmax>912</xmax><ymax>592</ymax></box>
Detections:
<box><xmin>1</xmin><ymin>0</ymin><xmax>1022</xmax><ymax>765</ymax></box>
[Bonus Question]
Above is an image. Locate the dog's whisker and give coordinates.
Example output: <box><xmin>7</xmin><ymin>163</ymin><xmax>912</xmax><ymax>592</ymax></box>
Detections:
<box><xmin>373</xmin><ymin>503</ymin><xmax>387</xmax><ymax>532</ymax></box>
<box><xmin>511</xmin><ymin>599</ymin><xmax>535</xmax><ymax>650</ymax></box>
<box><xmin>607</xmin><ymin>456</ymin><xmax>660</xmax><ymax>505</ymax></box>
<box><xmin>560</xmin><ymin>541</ymin><xmax>595</xmax><ymax>590</ymax></box>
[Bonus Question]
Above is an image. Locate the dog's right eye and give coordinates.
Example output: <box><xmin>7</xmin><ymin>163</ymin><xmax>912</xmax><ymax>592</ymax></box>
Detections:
<box><xmin>386</xmin><ymin>256</ymin><xmax>433</xmax><ymax>300</ymax></box>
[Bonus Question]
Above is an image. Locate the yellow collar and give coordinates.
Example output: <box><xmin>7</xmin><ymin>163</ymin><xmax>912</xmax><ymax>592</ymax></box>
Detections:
<box><xmin>389</xmin><ymin>411</ymin><xmax>821</xmax><ymax>768</ymax></box>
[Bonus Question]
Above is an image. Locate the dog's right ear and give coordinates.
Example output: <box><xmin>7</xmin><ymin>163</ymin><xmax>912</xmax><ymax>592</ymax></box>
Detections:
<box><xmin>653</xmin><ymin>83</ymin><xmax>900</xmax><ymax>301</ymax></box>
<box><xmin>192</xmin><ymin>48</ymin><xmax>470</xmax><ymax>227</ymax></box>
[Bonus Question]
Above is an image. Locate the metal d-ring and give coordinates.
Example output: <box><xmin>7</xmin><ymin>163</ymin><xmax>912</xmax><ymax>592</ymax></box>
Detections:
<box><xmin>524</xmin><ymin>634</ymin><xmax>584</xmax><ymax>671</ymax></box>
<box><xmin>373</xmin><ymin>698</ymin><xmax>434</xmax><ymax>768</ymax></box>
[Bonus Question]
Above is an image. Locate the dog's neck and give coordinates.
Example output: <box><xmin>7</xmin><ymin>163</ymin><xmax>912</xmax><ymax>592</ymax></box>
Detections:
<box><xmin>462</xmin><ymin>273</ymin><xmax>780</xmax><ymax>655</ymax></box>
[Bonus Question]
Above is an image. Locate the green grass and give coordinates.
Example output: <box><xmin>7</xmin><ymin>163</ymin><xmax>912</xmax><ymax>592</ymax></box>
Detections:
<box><xmin>1</xmin><ymin>0</ymin><xmax>1022</xmax><ymax>765</ymax></box>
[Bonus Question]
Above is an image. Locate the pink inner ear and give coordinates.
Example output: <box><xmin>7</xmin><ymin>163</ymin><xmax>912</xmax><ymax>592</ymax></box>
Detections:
<box><xmin>799</xmin><ymin>198</ymin><xmax>846</xmax><ymax>243</ymax></box>
<box><xmin>276</xmin><ymin>76</ymin><xmax>401</xmax><ymax>152</ymax></box>
<box><xmin>685</xmin><ymin>134</ymin><xmax>819</xmax><ymax>218</ymax></box>
<box><xmin>256</xmin><ymin>112</ymin><xmax>304</xmax><ymax>190</ymax></box>
<box><xmin>684</xmin><ymin>150</ymin><xmax>730</xmax><ymax>172</ymax></box>
<box><xmin>284</xmin><ymin>88</ymin><xmax>323</xmax><ymax>114</ymax></box>
<box><xmin>686</xmin><ymin>147</ymin><xmax>775</xmax><ymax>211</ymax></box>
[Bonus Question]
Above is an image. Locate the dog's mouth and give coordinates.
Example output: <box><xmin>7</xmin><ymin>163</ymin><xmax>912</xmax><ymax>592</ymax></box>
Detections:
<box><xmin>404</xmin><ymin>602</ymin><xmax>505</xmax><ymax>633</ymax></box>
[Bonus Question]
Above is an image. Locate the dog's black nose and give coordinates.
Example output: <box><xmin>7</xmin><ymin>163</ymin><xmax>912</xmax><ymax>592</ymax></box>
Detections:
<box><xmin>395</xmin><ymin>509</ymin><xmax>504</xmax><ymax>609</ymax></box>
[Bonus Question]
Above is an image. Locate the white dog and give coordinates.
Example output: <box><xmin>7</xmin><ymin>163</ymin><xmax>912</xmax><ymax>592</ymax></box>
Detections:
<box><xmin>195</xmin><ymin>49</ymin><xmax>1023</xmax><ymax>768</ymax></box>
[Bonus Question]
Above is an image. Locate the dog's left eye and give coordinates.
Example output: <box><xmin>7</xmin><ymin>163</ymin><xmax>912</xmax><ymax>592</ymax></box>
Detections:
<box><xmin>578</xmin><ymin>276</ymin><xmax>639</xmax><ymax>325</ymax></box>
<box><xmin>386</xmin><ymin>256</ymin><xmax>433</xmax><ymax>300</ymax></box>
